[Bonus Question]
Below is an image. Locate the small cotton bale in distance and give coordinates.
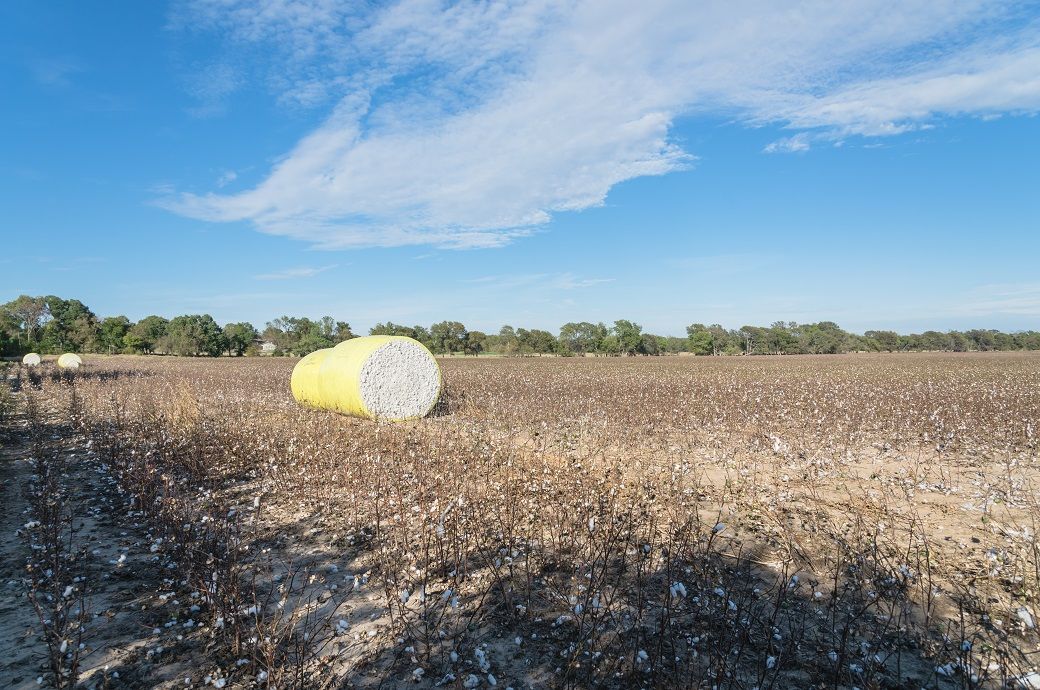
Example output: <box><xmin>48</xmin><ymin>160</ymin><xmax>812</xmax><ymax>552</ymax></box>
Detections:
<box><xmin>291</xmin><ymin>335</ymin><xmax>441</xmax><ymax>420</ymax></box>
<box><xmin>57</xmin><ymin>353</ymin><xmax>82</xmax><ymax>369</ymax></box>
<box><xmin>22</xmin><ymin>353</ymin><xmax>41</xmax><ymax>366</ymax></box>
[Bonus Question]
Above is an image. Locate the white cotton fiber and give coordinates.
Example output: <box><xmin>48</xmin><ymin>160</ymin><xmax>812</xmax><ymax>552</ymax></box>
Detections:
<box><xmin>358</xmin><ymin>339</ymin><xmax>442</xmax><ymax>420</ymax></box>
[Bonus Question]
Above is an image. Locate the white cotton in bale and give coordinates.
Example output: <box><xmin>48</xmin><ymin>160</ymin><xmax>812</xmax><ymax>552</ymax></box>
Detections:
<box><xmin>57</xmin><ymin>353</ymin><xmax>83</xmax><ymax>369</ymax></box>
<box><xmin>356</xmin><ymin>338</ymin><xmax>442</xmax><ymax>420</ymax></box>
<box><xmin>291</xmin><ymin>335</ymin><xmax>441</xmax><ymax>420</ymax></box>
<box><xmin>22</xmin><ymin>353</ymin><xmax>42</xmax><ymax>366</ymax></box>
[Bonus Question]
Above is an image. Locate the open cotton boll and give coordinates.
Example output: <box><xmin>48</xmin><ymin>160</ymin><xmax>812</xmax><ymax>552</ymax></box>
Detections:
<box><xmin>291</xmin><ymin>336</ymin><xmax>441</xmax><ymax>420</ymax></box>
<box><xmin>22</xmin><ymin>353</ymin><xmax>42</xmax><ymax>366</ymax></box>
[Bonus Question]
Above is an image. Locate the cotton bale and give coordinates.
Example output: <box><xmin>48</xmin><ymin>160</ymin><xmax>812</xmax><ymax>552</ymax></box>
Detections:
<box><xmin>291</xmin><ymin>335</ymin><xmax>441</xmax><ymax>420</ymax></box>
<box><xmin>57</xmin><ymin>353</ymin><xmax>83</xmax><ymax>369</ymax></box>
<box><xmin>290</xmin><ymin>347</ymin><xmax>333</xmax><ymax>408</ymax></box>
<box><xmin>22</xmin><ymin>353</ymin><xmax>42</xmax><ymax>366</ymax></box>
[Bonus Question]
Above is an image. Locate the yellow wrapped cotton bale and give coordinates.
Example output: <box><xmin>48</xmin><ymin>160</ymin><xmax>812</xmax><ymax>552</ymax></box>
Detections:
<box><xmin>290</xmin><ymin>347</ymin><xmax>333</xmax><ymax>408</ymax></box>
<box><xmin>291</xmin><ymin>335</ymin><xmax>441</xmax><ymax>421</ymax></box>
<box><xmin>22</xmin><ymin>353</ymin><xmax>42</xmax><ymax>366</ymax></box>
<box><xmin>57</xmin><ymin>353</ymin><xmax>82</xmax><ymax>369</ymax></box>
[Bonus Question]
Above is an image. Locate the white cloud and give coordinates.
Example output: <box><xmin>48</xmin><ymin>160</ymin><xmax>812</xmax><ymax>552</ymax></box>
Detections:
<box><xmin>216</xmin><ymin>170</ymin><xmax>237</xmax><ymax>187</ymax></box>
<box><xmin>768</xmin><ymin>41</ymin><xmax>1040</xmax><ymax>136</ymax></box>
<box><xmin>163</xmin><ymin>1</ymin><xmax>1040</xmax><ymax>248</ymax></box>
<box><xmin>184</xmin><ymin>62</ymin><xmax>242</xmax><ymax>117</ymax></box>
<box><xmin>254</xmin><ymin>264</ymin><xmax>337</xmax><ymax>280</ymax></box>
<box><xmin>763</xmin><ymin>133</ymin><xmax>811</xmax><ymax>154</ymax></box>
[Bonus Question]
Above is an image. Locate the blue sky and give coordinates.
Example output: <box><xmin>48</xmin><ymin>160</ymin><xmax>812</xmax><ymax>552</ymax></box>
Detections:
<box><xmin>2</xmin><ymin>1</ymin><xmax>1038</xmax><ymax>336</ymax></box>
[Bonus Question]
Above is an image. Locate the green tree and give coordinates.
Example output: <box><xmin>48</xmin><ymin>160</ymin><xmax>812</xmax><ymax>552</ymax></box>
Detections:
<box><xmin>494</xmin><ymin>325</ymin><xmax>519</xmax><ymax>355</ymax></box>
<box><xmin>865</xmin><ymin>330</ymin><xmax>900</xmax><ymax>352</ymax></box>
<box><xmin>798</xmin><ymin>321</ymin><xmax>847</xmax><ymax>354</ymax></box>
<box><xmin>992</xmin><ymin>331</ymin><xmax>1016</xmax><ymax>351</ymax></box>
<box><xmin>517</xmin><ymin>328</ymin><xmax>557</xmax><ymax>355</ymax></box>
<box><xmin>1014</xmin><ymin>331</ymin><xmax>1040</xmax><ymax>350</ymax></box>
<box><xmin>368</xmin><ymin>322</ymin><xmax>434</xmax><ymax>350</ymax></box>
<box><xmin>738</xmin><ymin>326</ymin><xmax>769</xmax><ymax>355</ymax></box>
<box><xmin>163</xmin><ymin>314</ymin><xmax>227</xmax><ymax>356</ymax></box>
<box><xmin>411</xmin><ymin>325</ymin><xmax>434</xmax><ymax>351</ymax></box>
<box><xmin>5</xmin><ymin>295</ymin><xmax>49</xmax><ymax>349</ymax></box>
<box><xmin>639</xmin><ymin>333</ymin><xmax>660</xmax><ymax>355</ymax></box>
<box><xmin>429</xmin><ymin>321</ymin><xmax>468</xmax><ymax>354</ymax></box>
<box><xmin>40</xmin><ymin>297</ymin><xmax>98</xmax><ymax>353</ymax></box>
<box><xmin>764</xmin><ymin>321</ymin><xmax>796</xmax><ymax>354</ymax></box>
<box><xmin>314</xmin><ymin>316</ymin><xmax>354</xmax><ymax>343</ymax></box>
<box><xmin>264</xmin><ymin>316</ymin><xmax>306</xmax><ymax>354</ymax></box>
<box><xmin>130</xmin><ymin>315</ymin><xmax>169</xmax><ymax>354</ymax></box>
<box><xmin>919</xmin><ymin>330</ymin><xmax>951</xmax><ymax>351</ymax></box>
<box><xmin>370</xmin><ymin>322</ymin><xmax>418</xmax><ymax>338</ymax></box>
<box><xmin>559</xmin><ymin>322</ymin><xmax>607</xmax><ymax>355</ymax></box>
<box><xmin>709</xmin><ymin>325</ymin><xmax>736</xmax><ymax>355</ymax></box>
<box><xmin>686</xmin><ymin>323</ymin><xmax>713</xmax><ymax>355</ymax></box>
<box><xmin>960</xmin><ymin>328</ymin><xmax>994</xmax><ymax>351</ymax></box>
<box><xmin>223</xmin><ymin>322</ymin><xmax>258</xmax><ymax>356</ymax></box>
<box><xmin>0</xmin><ymin>305</ymin><xmax>20</xmax><ymax>355</ymax></box>
<box><xmin>612</xmin><ymin>320</ymin><xmax>643</xmax><ymax>355</ymax></box>
<box><xmin>122</xmin><ymin>331</ymin><xmax>146</xmax><ymax>353</ymax></box>
<box><xmin>334</xmin><ymin>321</ymin><xmax>355</xmax><ymax>342</ymax></box>
<box><xmin>657</xmin><ymin>335</ymin><xmax>688</xmax><ymax>353</ymax></box>
<box><xmin>947</xmin><ymin>330</ymin><xmax>969</xmax><ymax>352</ymax></box>
<box><xmin>99</xmin><ymin>316</ymin><xmax>131</xmax><ymax>354</ymax></box>
<box><xmin>293</xmin><ymin>331</ymin><xmax>332</xmax><ymax>356</ymax></box>
<box><xmin>464</xmin><ymin>330</ymin><xmax>487</xmax><ymax>355</ymax></box>
<box><xmin>599</xmin><ymin>334</ymin><xmax>621</xmax><ymax>356</ymax></box>
<box><xmin>263</xmin><ymin>316</ymin><xmax>342</xmax><ymax>356</ymax></box>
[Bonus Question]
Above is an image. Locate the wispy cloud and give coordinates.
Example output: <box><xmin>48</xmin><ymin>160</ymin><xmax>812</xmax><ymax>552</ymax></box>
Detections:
<box><xmin>763</xmin><ymin>133</ymin><xmax>810</xmax><ymax>154</ymax></box>
<box><xmin>30</xmin><ymin>57</ymin><xmax>83</xmax><ymax>87</ymax></box>
<box><xmin>184</xmin><ymin>62</ymin><xmax>242</xmax><ymax>118</ymax></box>
<box><xmin>216</xmin><ymin>170</ymin><xmax>238</xmax><ymax>188</ymax></box>
<box><xmin>462</xmin><ymin>273</ymin><xmax>614</xmax><ymax>290</ymax></box>
<box><xmin>254</xmin><ymin>264</ymin><xmax>338</xmax><ymax>280</ymax></box>
<box><xmin>163</xmin><ymin>1</ymin><xmax>1040</xmax><ymax>249</ymax></box>
<box><xmin>553</xmin><ymin>275</ymin><xmax>616</xmax><ymax>290</ymax></box>
<box><xmin>954</xmin><ymin>283</ymin><xmax>1040</xmax><ymax>317</ymax></box>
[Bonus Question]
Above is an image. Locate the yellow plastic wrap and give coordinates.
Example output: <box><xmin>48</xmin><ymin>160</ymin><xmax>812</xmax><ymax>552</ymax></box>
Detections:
<box><xmin>289</xmin><ymin>347</ymin><xmax>333</xmax><ymax>408</ymax></box>
<box><xmin>290</xmin><ymin>335</ymin><xmax>441</xmax><ymax>421</ymax></box>
<box><xmin>57</xmin><ymin>353</ymin><xmax>82</xmax><ymax>369</ymax></box>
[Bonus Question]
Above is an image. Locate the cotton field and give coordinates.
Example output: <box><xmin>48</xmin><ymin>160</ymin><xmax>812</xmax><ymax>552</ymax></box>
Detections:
<box><xmin>3</xmin><ymin>352</ymin><xmax>1040</xmax><ymax>689</ymax></box>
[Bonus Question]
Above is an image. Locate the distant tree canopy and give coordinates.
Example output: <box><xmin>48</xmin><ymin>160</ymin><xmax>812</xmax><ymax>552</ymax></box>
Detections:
<box><xmin>163</xmin><ymin>314</ymin><xmax>227</xmax><ymax>357</ymax></box>
<box><xmin>2</xmin><ymin>294</ymin><xmax>1039</xmax><ymax>358</ymax></box>
<box><xmin>127</xmin><ymin>316</ymin><xmax>168</xmax><ymax>354</ymax></box>
<box><xmin>559</xmin><ymin>321</ymin><xmax>607</xmax><ymax>355</ymax></box>
<box><xmin>41</xmin><ymin>297</ymin><xmax>98</xmax><ymax>353</ymax></box>
<box><xmin>261</xmin><ymin>316</ymin><xmax>355</xmax><ymax>356</ymax></box>
<box><xmin>429</xmin><ymin>320</ymin><xmax>468</xmax><ymax>354</ymax></box>
<box><xmin>98</xmin><ymin>316</ymin><xmax>131</xmax><ymax>354</ymax></box>
<box><xmin>223</xmin><ymin>322</ymin><xmax>259</xmax><ymax>356</ymax></box>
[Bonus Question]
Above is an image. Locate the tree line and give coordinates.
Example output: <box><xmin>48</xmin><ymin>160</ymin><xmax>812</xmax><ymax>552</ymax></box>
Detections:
<box><xmin>2</xmin><ymin>294</ymin><xmax>1038</xmax><ymax>359</ymax></box>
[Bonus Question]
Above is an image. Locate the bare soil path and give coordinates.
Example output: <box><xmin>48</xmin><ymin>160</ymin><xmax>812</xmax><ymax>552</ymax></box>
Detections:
<box><xmin>0</xmin><ymin>431</ymin><xmax>41</xmax><ymax>688</ymax></box>
<box><xmin>0</xmin><ymin>417</ymin><xmax>196</xmax><ymax>689</ymax></box>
